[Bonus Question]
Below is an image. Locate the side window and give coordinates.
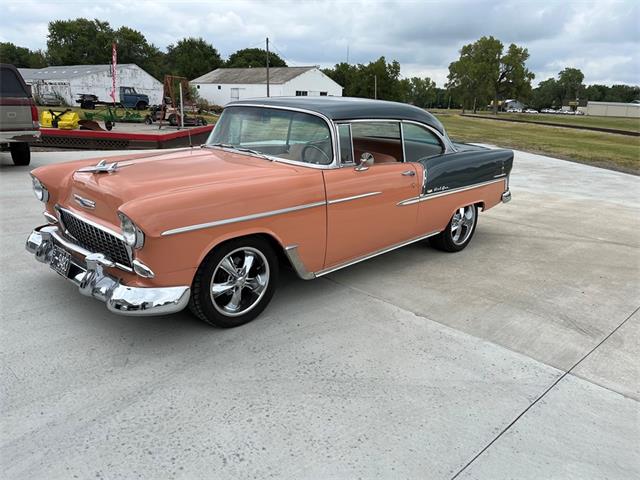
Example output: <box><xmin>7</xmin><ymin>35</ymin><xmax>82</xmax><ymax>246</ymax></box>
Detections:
<box><xmin>403</xmin><ymin>123</ymin><xmax>444</xmax><ymax>162</ymax></box>
<box><xmin>350</xmin><ymin>122</ymin><xmax>403</xmax><ymax>164</ymax></box>
<box><xmin>338</xmin><ymin>124</ymin><xmax>353</xmax><ymax>164</ymax></box>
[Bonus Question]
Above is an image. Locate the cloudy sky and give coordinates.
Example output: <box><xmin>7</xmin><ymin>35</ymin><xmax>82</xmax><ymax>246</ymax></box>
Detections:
<box><xmin>2</xmin><ymin>0</ymin><xmax>638</xmax><ymax>86</ymax></box>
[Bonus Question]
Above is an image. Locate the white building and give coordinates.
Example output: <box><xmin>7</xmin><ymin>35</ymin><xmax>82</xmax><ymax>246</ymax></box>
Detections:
<box><xmin>18</xmin><ymin>64</ymin><xmax>163</xmax><ymax>106</ymax></box>
<box><xmin>191</xmin><ymin>67</ymin><xmax>343</xmax><ymax>106</ymax></box>
<box><xmin>585</xmin><ymin>101</ymin><xmax>640</xmax><ymax>118</ymax></box>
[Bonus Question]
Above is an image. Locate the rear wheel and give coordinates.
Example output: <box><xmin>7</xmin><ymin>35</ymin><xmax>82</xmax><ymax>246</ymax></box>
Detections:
<box><xmin>136</xmin><ymin>101</ymin><xmax>148</xmax><ymax>110</ymax></box>
<box><xmin>10</xmin><ymin>143</ymin><xmax>30</xmax><ymax>166</ymax></box>
<box><xmin>429</xmin><ymin>204</ymin><xmax>478</xmax><ymax>252</ymax></box>
<box><xmin>189</xmin><ymin>237</ymin><xmax>279</xmax><ymax>328</ymax></box>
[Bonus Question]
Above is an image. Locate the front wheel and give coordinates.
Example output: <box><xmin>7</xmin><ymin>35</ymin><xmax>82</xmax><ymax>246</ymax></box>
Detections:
<box><xmin>189</xmin><ymin>237</ymin><xmax>279</xmax><ymax>327</ymax></box>
<box><xmin>429</xmin><ymin>204</ymin><xmax>478</xmax><ymax>252</ymax></box>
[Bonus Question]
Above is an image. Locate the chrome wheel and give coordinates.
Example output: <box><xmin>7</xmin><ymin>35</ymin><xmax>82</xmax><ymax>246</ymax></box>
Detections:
<box><xmin>450</xmin><ymin>205</ymin><xmax>476</xmax><ymax>245</ymax></box>
<box><xmin>210</xmin><ymin>247</ymin><xmax>270</xmax><ymax>317</ymax></box>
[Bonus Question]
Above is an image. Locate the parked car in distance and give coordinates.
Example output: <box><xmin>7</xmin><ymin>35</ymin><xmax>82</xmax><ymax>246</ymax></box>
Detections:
<box><xmin>506</xmin><ymin>108</ymin><xmax>522</xmax><ymax>113</ymax></box>
<box><xmin>119</xmin><ymin>87</ymin><xmax>149</xmax><ymax>110</ymax></box>
<box><xmin>0</xmin><ymin>63</ymin><xmax>40</xmax><ymax>166</ymax></box>
<box><xmin>26</xmin><ymin>97</ymin><xmax>513</xmax><ymax>327</ymax></box>
<box><xmin>524</xmin><ymin>108</ymin><xmax>539</xmax><ymax>114</ymax></box>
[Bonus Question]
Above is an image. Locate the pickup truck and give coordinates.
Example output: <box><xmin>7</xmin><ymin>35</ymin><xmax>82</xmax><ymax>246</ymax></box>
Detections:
<box><xmin>75</xmin><ymin>87</ymin><xmax>149</xmax><ymax>110</ymax></box>
<box><xmin>0</xmin><ymin>64</ymin><xmax>40</xmax><ymax>166</ymax></box>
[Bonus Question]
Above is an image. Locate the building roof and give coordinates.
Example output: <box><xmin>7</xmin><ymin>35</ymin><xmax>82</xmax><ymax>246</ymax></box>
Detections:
<box><xmin>191</xmin><ymin>67</ymin><xmax>318</xmax><ymax>85</ymax></box>
<box><xmin>225</xmin><ymin>96</ymin><xmax>445</xmax><ymax>134</ymax></box>
<box><xmin>18</xmin><ymin>64</ymin><xmax>140</xmax><ymax>81</ymax></box>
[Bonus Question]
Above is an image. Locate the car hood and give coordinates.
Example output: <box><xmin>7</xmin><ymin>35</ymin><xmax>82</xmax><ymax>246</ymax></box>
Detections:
<box><xmin>64</xmin><ymin>147</ymin><xmax>302</xmax><ymax>226</ymax></box>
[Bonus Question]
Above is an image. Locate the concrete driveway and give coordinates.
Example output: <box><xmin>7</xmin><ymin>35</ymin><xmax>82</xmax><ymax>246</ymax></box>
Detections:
<box><xmin>1</xmin><ymin>148</ymin><xmax>638</xmax><ymax>479</ymax></box>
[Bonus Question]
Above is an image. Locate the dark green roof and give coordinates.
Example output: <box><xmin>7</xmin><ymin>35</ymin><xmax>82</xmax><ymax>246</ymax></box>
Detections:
<box><xmin>226</xmin><ymin>96</ymin><xmax>445</xmax><ymax>134</ymax></box>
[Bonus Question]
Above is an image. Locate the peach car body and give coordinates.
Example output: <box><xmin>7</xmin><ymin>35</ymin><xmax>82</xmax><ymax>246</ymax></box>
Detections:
<box><xmin>26</xmin><ymin>97</ymin><xmax>512</xmax><ymax>321</ymax></box>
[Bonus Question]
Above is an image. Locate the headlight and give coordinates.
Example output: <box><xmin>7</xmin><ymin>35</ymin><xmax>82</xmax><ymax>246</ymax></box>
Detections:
<box><xmin>118</xmin><ymin>212</ymin><xmax>145</xmax><ymax>249</ymax></box>
<box><xmin>31</xmin><ymin>176</ymin><xmax>49</xmax><ymax>202</ymax></box>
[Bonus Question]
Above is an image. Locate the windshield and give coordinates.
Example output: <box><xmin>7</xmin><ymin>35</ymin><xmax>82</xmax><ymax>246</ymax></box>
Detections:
<box><xmin>208</xmin><ymin>106</ymin><xmax>333</xmax><ymax>165</ymax></box>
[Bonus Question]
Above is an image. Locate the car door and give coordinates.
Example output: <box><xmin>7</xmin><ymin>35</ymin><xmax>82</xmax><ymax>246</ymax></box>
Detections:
<box><xmin>322</xmin><ymin>122</ymin><xmax>421</xmax><ymax>268</ymax></box>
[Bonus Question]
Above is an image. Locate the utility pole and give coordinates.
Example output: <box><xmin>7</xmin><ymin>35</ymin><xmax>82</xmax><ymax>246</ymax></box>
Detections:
<box><xmin>374</xmin><ymin>75</ymin><xmax>377</xmax><ymax>100</ymax></box>
<box><xmin>266</xmin><ymin>37</ymin><xmax>270</xmax><ymax>97</ymax></box>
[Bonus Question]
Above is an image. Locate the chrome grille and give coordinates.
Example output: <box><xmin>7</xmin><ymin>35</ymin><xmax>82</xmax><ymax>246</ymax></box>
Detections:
<box><xmin>59</xmin><ymin>209</ymin><xmax>131</xmax><ymax>267</ymax></box>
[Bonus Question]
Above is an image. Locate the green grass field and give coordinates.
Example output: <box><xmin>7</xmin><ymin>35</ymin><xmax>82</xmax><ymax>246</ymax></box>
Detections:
<box><xmin>466</xmin><ymin>112</ymin><xmax>640</xmax><ymax>133</ymax></box>
<box><xmin>436</xmin><ymin>114</ymin><xmax>640</xmax><ymax>174</ymax></box>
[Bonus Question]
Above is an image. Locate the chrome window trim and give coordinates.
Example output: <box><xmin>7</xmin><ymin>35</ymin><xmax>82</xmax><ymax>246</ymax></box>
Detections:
<box><xmin>161</xmin><ymin>200</ymin><xmax>327</xmax><ymax>236</ymax></box>
<box><xmin>336</xmin><ymin>122</ymin><xmax>355</xmax><ymax>166</ymax></box>
<box><xmin>400</xmin><ymin>122</ymin><xmax>407</xmax><ymax>162</ymax></box>
<box><xmin>209</xmin><ymin>104</ymin><xmax>339</xmax><ymax>169</ymax></box>
<box><xmin>400</xmin><ymin>120</ymin><xmax>451</xmax><ymax>155</ymax></box>
<box><xmin>396</xmin><ymin>178</ymin><xmax>505</xmax><ymax>206</ymax></box>
<box><xmin>327</xmin><ymin>191</ymin><xmax>382</xmax><ymax>205</ymax></box>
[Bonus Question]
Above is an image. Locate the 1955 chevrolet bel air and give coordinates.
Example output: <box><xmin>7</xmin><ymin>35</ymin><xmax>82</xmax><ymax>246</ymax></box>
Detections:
<box><xmin>26</xmin><ymin>97</ymin><xmax>513</xmax><ymax>327</ymax></box>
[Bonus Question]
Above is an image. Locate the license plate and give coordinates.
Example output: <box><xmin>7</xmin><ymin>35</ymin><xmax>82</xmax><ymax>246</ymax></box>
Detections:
<box><xmin>50</xmin><ymin>246</ymin><xmax>71</xmax><ymax>277</ymax></box>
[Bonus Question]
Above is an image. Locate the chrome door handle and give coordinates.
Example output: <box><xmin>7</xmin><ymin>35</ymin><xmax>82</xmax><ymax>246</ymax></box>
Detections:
<box><xmin>401</xmin><ymin>170</ymin><xmax>415</xmax><ymax>176</ymax></box>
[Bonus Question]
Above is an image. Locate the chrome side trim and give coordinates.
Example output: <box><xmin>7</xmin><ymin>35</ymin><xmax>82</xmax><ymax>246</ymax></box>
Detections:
<box><xmin>161</xmin><ymin>201</ymin><xmax>327</xmax><ymax>236</ymax></box>
<box><xmin>327</xmin><ymin>191</ymin><xmax>381</xmax><ymax>205</ymax></box>
<box><xmin>285</xmin><ymin>230</ymin><xmax>441</xmax><ymax>280</ymax></box>
<box><xmin>315</xmin><ymin>230</ymin><xmax>441</xmax><ymax>277</ymax></box>
<box><xmin>284</xmin><ymin>245</ymin><xmax>316</xmax><ymax>280</ymax></box>
<box><xmin>397</xmin><ymin>178</ymin><xmax>505</xmax><ymax>206</ymax></box>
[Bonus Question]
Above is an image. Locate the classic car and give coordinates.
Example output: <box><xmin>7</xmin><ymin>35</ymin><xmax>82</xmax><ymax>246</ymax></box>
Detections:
<box><xmin>26</xmin><ymin>97</ymin><xmax>513</xmax><ymax>327</ymax></box>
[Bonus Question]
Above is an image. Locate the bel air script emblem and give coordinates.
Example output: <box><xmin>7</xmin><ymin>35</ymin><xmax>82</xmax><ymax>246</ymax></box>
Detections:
<box><xmin>73</xmin><ymin>194</ymin><xmax>96</xmax><ymax>209</ymax></box>
<box><xmin>427</xmin><ymin>185</ymin><xmax>449</xmax><ymax>194</ymax></box>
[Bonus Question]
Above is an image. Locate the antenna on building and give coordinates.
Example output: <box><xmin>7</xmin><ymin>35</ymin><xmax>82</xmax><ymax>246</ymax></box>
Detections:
<box><xmin>266</xmin><ymin>37</ymin><xmax>270</xmax><ymax>97</ymax></box>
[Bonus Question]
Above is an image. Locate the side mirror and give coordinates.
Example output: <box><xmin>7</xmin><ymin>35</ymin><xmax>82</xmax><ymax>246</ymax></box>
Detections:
<box><xmin>355</xmin><ymin>152</ymin><xmax>374</xmax><ymax>171</ymax></box>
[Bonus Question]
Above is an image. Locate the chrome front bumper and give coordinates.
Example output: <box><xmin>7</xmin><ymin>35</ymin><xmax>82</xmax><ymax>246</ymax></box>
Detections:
<box><xmin>25</xmin><ymin>225</ymin><xmax>190</xmax><ymax>316</ymax></box>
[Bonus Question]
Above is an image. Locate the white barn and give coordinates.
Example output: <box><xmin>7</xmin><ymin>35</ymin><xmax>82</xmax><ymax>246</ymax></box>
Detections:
<box><xmin>191</xmin><ymin>67</ymin><xmax>343</xmax><ymax>106</ymax></box>
<box><xmin>18</xmin><ymin>64</ymin><xmax>163</xmax><ymax>106</ymax></box>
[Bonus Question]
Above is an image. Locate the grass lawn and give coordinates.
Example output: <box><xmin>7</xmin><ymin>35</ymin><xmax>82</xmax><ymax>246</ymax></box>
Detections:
<box><xmin>436</xmin><ymin>113</ymin><xmax>640</xmax><ymax>174</ymax></box>
<box><xmin>466</xmin><ymin>112</ymin><xmax>640</xmax><ymax>133</ymax></box>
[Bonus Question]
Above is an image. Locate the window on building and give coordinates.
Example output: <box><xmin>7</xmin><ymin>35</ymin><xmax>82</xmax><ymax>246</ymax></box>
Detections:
<box><xmin>320</xmin><ymin>92</ymin><xmax>328</xmax><ymax>96</ymax></box>
<box><xmin>218</xmin><ymin>85</ymin><xmax>221</xmax><ymax>90</ymax></box>
<box><xmin>295</xmin><ymin>91</ymin><xmax>308</xmax><ymax>96</ymax></box>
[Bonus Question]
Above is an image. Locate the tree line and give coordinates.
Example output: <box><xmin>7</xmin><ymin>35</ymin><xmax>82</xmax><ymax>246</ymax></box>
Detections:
<box><xmin>0</xmin><ymin>18</ymin><xmax>286</xmax><ymax>81</ymax></box>
<box><xmin>1</xmin><ymin>18</ymin><xmax>637</xmax><ymax>109</ymax></box>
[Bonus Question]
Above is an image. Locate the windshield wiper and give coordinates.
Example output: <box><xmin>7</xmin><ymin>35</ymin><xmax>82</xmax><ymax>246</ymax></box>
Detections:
<box><xmin>206</xmin><ymin>143</ymin><xmax>273</xmax><ymax>161</ymax></box>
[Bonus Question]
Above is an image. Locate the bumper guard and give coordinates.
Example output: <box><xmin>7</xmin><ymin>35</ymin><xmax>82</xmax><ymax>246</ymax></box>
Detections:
<box><xmin>25</xmin><ymin>225</ymin><xmax>190</xmax><ymax>316</ymax></box>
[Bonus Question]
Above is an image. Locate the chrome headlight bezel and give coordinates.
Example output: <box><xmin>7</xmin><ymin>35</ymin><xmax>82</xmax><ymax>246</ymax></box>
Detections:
<box><xmin>31</xmin><ymin>175</ymin><xmax>49</xmax><ymax>202</ymax></box>
<box><xmin>118</xmin><ymin>212</ymin><xmax>145</xmax><ymax>249</ymax></box>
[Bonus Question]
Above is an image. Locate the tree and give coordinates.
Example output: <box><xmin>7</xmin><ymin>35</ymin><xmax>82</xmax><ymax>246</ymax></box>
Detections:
<box><xmin>166</xmin><ymin>37</ymin><xmax>222</xmax><ymax>80</ymax></box>
<box><xmin>557</xmin><ymin>67</ymin><xmax>584</xmax><ymax>103</ymax></box>
<box><xmin>114</xmin><ymin>26</ymin><xmax>165</xmax><ymax>79</ymax></box>
<box><xmin>530</xmin><ymin>77</ymin><xmax>562</xmax><ymax>109</ymax></box>
<box><xmin>323</xmin><ymin>57</ymin><xmax>404</xmax><ymax>101</ymax></box>
<box><xmin>47</xmin><ymin>18</ymin><xmax>113</xmax><ymax>65</ymax></box>
<box><xmin>447</xmin><ymin>36</ymin><xmax>534</xmax><ymax>113</ymax></box>
<box><xmin>226</xmin><ymin>48</ymin><xmax>286</xmax><ymax>68</ymax></box>
<box><xmin>0</xmin><ymin>42</ymin><xmax>47</xmax><ymax>68</ymax></box>
<box><xmin>403</xmin><ymin>77</ymin><xmax>437</xmax><ymax>107</ymax></box>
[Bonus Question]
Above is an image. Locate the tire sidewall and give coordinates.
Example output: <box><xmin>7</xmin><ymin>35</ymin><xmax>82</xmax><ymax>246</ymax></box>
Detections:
<box><xmin>442</xmin><ymin>205</ymin><xmax>478</xmax><ymax>252</ymax></box>
<box><xmin>194</xmin><ymin>237</ymin><xmax>279</xmax><ymax>328</ymax></box>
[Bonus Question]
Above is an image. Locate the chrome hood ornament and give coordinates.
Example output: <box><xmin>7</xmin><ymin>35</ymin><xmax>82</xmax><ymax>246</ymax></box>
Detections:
<box><xmin>77</xmin><ymin>159</ymin><xmax>120</xmax><ymax>174</ymax></box>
